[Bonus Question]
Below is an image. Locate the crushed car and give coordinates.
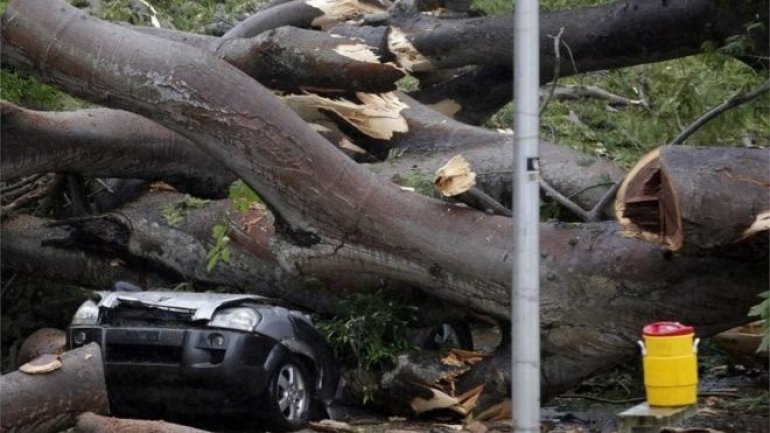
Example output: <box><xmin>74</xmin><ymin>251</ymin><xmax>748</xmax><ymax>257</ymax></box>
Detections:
<box><xmin>68</xmin><ymin>286</ymin><xmax>340</xmax><ymax>431</ymax></box>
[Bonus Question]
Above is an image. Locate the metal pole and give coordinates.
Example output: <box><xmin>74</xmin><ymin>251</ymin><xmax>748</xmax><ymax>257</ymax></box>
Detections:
<box><xmin>512</xmin><ymin>0</ymin><xmax>540</xmax><ymax>431</ymax></box>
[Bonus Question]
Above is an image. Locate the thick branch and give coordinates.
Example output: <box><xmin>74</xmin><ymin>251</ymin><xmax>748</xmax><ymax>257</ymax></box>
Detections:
<box><xmin>388</xmin><ymin>0</ymin><xmax>768</xmax><ymax>75</ymax></box>
<box><xmin>129</xmin><ymin>25</ymin><xmax>403</xmax><ymax>93</ymax></box>
<box><xmin>1</xmin><ymin>101</ymin><xmax>234</xmax><ymax>198</ymax></box>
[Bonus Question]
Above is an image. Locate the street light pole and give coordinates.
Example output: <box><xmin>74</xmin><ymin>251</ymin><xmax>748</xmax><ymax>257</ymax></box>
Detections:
<box><xmin>511</xmin><ymin>0</ymin><xmax>540</xmax><ymax>431</ymax></box>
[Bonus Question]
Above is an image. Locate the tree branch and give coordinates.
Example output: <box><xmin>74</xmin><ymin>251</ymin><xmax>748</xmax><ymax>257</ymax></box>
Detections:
<box><xmin>669</xmin><ymin>79</ymin><xmax>770</xmax><ymax>145</ymax></box>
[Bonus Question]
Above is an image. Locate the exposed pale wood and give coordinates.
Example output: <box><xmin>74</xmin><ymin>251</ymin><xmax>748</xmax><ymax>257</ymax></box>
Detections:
<box><xmin>19</xmin><ymin>354</ymin><xmax>63</xmax><ymax>374</ymax></box>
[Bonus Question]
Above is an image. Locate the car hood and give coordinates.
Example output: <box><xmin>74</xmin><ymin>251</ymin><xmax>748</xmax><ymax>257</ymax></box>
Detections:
<box><xmin>96</xmin><ymin>291</ymin><xmax>271</xmax><ymax>321</ymax></box>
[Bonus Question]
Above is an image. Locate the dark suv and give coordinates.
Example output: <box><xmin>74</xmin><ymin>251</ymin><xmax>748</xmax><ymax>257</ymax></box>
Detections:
<box><xmin>68</xmin><ymin>289</ymin><xmax>339</xmax><ymax>431</ymax></box>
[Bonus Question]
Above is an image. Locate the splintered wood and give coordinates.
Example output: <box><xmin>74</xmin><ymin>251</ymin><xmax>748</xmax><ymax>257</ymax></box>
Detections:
<box><xmin>434</xmin><ymin>155</ymin><xmax>476</xmax><ymax>197</ymax></box>
<box><xmin>409</xmin><ymin>349</ymin><xmax>488</xmax><ymax>416</ymax></box>
<box><xmin>283</xmin><ymin>92</ymin><xmax>408</xmax><ymax>139</ymax></box>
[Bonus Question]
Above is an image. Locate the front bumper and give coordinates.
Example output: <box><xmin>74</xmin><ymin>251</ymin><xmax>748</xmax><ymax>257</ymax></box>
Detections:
<box><xmin>69</xmin><ymin>326</ymin><xmax>290</xmax><ymax>415</ymax></box>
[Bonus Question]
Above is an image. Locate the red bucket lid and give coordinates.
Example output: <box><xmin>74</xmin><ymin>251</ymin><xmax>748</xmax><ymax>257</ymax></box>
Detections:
<box><xmin>643</xmin><ymin>321</ymin><xmax>694</xmax><ymax>336</ymax></box>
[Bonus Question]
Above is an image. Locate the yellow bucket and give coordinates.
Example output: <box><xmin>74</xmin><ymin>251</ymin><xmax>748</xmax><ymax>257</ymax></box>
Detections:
<box><xmin>638</xmin><ymin>322</ymin><xmax>699</xmax><ymax>407</ymax></box>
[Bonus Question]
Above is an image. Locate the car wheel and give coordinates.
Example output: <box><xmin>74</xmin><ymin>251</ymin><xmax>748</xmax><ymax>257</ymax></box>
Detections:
<box><xmin>265</xmin><ymin>359</ymin><xmax>311</xmax><ymax>431</ymax></box>
<box><xmin>420</xmin><ymin>321</ymin><xmax>473</xmax><ymax>351</ymax></box>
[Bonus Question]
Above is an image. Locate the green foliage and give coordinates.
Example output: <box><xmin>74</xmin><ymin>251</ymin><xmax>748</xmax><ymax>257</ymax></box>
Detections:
<box><xmin>316</xmin><ymin>289</ymin><xmax>418</xmax><ymax>372</ymax></box>
<box><xmin>488</xmin><ymin>56</ymin><xmax>769</xmax><ymax>168</ymax></box>
<box><xmin>473</xmin><ymin>0</ymin><xmax>611</xmax><ymax>15</ymax></box>
<box><xmin>229</xmin><ymin>180</ymin><xmax>263</xmax><ymax>212</ymax></box>
<box><xmin>161</xmin><ymin>195</ymin><xmax>210</xmax><ymax>226</ymax></box>
<box><xmin>392</xmin><ymin>169</ymin><xmax>435</xmax><ymax>196</ymax></box>
<box><xmin>206</xmin><ymin>222</ymin><xmax>232</xmax><ymax>272</ymax></box>
<box><xmin>0</xmin><ymin>68</ymin><xmax>85</xmax><ymax>110</ymax></box>
<box><xmin>748</xmin><ymin>291</ymin><xmax>770</xmax><ymax>352</ymax></box>
<box><xmin>92</xmin><ymin>0</ymin><xmax>266</xmax><ymax>35</ymax></box>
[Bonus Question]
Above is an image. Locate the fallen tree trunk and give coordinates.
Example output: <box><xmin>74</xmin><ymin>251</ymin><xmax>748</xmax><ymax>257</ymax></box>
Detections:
<box><xmin>386</xmin><ymin>0</ymin><xmax>768</xmax><ymax>74</ymax></box>
<box><xmin>0</xmin><ymin>101</ymin><xmax>234</xmax><ymax>198</ymax></box>
<box><xmin>128</xmin><ymin>25</ymin><xmax>403</xmax><ymax>93</ymax></box>
<box><xmin>616</xmin><ymin>145</ymin><xmax>770</xmax><ymax>253</ymax></box>
<box><xmin>75</xmin><ymin>413</ymin><xmax>210</xmax><ymax>433</ymax></box>
<box><xmin>0</xmin><ymin>343</ymin><xmax>109</xmax><ymax>433</ymax></box>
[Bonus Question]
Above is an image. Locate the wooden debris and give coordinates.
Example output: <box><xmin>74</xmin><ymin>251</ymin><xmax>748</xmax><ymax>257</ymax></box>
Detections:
<box><xmin>283</xmin><ymin>92</ymin><xmax>408</xmax><ymax>139</ymax></box>
<box><xmin>435</xmin><ymin>155</ymin><xmax>476</xmax><ymax>197</ymax></box>
<box><xmin>474</xmin><ymin>399</ymin><xmax>511</xmax><ymax>422</ymax></box>
<box><xmin>388</xmin><ymin>27</ymin><xmax>434</xmax><ymax>72</ymax></box>
<box><xmin>307</xmin><ymin>0</ymin><xmax>386</xmax><ymax>27</ymax></box>
<box><xmin>309</xmin><ymin>419</ymin><xmax>363</xmax><ymax>433</ymax></box>
<box><xmin>19</xmin><ymin>353</ymin><xmax>63</xmax><ymax>374</ymax></box>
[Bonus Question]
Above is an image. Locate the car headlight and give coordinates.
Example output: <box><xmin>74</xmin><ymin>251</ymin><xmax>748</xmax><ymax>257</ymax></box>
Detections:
<box><xmin>208</xmin><ymin>307</ymin><xmax>260</xmax><ymax>331</ymax></box>
<box><xmin>71</xmin><ymin>300</ymin><xmax>99</xmax><ymax>325</ymax></box>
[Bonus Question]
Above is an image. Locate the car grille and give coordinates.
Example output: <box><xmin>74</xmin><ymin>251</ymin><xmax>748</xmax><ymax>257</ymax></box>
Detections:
<box><xmin>103</xmin><ymin>327</ymin><xmax>187</xmax><ymax>364</ymax></box>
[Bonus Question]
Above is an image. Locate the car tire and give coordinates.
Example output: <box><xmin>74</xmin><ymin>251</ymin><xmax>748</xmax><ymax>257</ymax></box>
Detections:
<box><xmin>420</xmin><ymin>321</ymin><xmax>473</xmax><ymax>351</ymax></box>
<box><xmin>264</xmin><ymin>358</ymin><xmax>312</xmax><ymax>431</ymax></box>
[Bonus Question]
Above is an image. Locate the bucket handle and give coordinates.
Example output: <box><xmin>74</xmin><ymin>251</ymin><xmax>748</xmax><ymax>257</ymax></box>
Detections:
<box><xmin>693</xmin><ymin>337</ymin><xmax>700</xmax><ymax>354</ymax></box>
<box><xmin>637</xmin><ymin>340</ymin><xmax>646</xmax><ymax>356</ymax></box>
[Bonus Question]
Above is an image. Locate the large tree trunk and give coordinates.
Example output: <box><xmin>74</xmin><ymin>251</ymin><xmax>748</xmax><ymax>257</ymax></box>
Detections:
<box><xmin>616</xmin><ymin>145</ymin><xmax>770</xmax><ymax>253</ymax></box>
<box><xmin>0</xmin><ymin>343</ymin><xmax>109</xmax><ymax>433</ymax></box>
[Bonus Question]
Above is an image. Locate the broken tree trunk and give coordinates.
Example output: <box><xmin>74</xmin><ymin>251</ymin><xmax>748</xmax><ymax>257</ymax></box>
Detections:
<box><xmin>75</xmin><ymin>413</ymin><xmax>211</xmax><ymax>433</ymax></box>
<box><xmin>616</xmin><ymin>145</ymin><xmax>770</xmax><ymax>253</ymax></box>
<box><xmin>128</xmin><ymin>25</ymin><xmax>403</xmax><ymax>93</ymax></box>
<box><xmin>0</xmin><ymin>343</ymin><xmax>109</xmax><ymax>433</ymax></box>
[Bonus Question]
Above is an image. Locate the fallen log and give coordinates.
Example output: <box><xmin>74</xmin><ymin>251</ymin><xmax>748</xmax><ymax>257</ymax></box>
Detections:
<box><xmin>128</xmin><ymin>25</ymin><xmax>404</xmax><ymax>93</ymax></box>
<box><xmin>0</xmin><ymin>343</ymin><xmax>109</xmax><ymax>433</ymax></box>
<box><xmin>385</xmin><ymin>0</ymin><xmax>768</xmax><ymax>74</ymax></box>
<box><xmin>0</xmin><ymin>101</ymin><xmax>233</xmax><ymax>198</ymax></box>
<box><xmin>75</xmin><ymin>412</ymin><xmax>211</xmax><ymax>433</ymax></box>
<box><xmin>616</xmin><ymin>145</ymin><xmax>770</xmax><ymax>253</ymax></box>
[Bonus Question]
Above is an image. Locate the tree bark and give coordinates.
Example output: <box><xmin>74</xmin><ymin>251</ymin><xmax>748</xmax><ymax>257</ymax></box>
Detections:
<box><xmin>387</xmin><ymin>0</ymin><xmax>769</xmax><ymax>75</ymax></box>
<box><xmin>223</xmin><ymin>0</ymin><xmax>323</xmax><ymax>39</ymax></box>
<box><xmin>616</xmin><ymin>145</ymin><xmax>770</xmax><ymax>253</ymax></box>
<box><xmin>0</xmin><ymin>343</ymin><xmax>109</xmax><ymax>433</ymax></box>
<box><xmin>1</xmin><ymin>101</ymin><xmax>234</xmax><ymax>198</ymax></box>
<box><xmin>128</xmin><ymin>25</ymin><xmax>404</xmax><ymax>93</ymax></box>
<box><xmin>16</xmin><ymin>328</ymin><xmax>66</xmax><ymax>368</ymax></box>
<box><xmin>75</xmin><ymin>412</ymin><xmax>211</xmax><ymax>433</ymax></box>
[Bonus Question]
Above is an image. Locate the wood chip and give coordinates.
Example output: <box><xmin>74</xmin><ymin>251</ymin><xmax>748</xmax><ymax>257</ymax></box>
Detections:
<box><xmin>19</xmin><ymin>354</ymin><xmax>63</xmax><ymax>374</ymax></box>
